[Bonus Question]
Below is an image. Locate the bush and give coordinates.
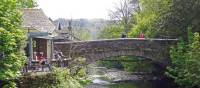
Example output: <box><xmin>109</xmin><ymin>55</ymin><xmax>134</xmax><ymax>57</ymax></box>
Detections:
<box><xmin>17</xmin><ymin>67</ymin><xmax>82</xmax><ymax>88</ymax></box>
<box><xmin>166</xmin><ymin>33</ymin><xmax>200</xmax><ymax>88</ymax></box>
<box><xmin>0</xmin><ymin>0</ymin><xmax>26</xmax><ymax>80</ymax></box>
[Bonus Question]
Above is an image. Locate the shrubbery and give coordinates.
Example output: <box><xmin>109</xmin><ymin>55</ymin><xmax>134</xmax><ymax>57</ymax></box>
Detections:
<box><xmin>166</xmin><ymin>33</ymin><xmax>200</xmax><ymax>88</ymax></box>
<box><xmin>16</xmin><ymin>67</ymin><xmax>83</xmax><ymax>88</ymax></box>
<box><xmin>0</xmin><ymin>0</ymin><xmax>27</xmax><ymax>87</ymax></box>
<box><xmin>15</xmin><ymin>57</ymin><xmax>91</xmax><ymax>88</ymax></box>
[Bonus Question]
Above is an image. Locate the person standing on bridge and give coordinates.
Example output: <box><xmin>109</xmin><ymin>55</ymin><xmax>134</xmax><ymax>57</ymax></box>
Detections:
<box><xmin>121</xmin><ymin>32</ymin><xmax>127</xmax><ymax>38</ymax></box>
<box><xmin>138</xmin><ymin>32</ymin><xmax>145</xmax><ymax>55</ymax></box>
<box><xmin>138</xmin><ymin>32</ymin><xmax>145</xmax><ymax>39</ymax></box>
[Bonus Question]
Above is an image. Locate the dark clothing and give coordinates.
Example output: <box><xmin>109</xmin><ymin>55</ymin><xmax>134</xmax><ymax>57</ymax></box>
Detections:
<box><xmin>41</xmin><ymin>61</ymin><xmax>46</xmax><ymax>65</ymax></box>
<box><xmin>121</xmin><ymin>34</ymin><xmax>127</xmax><ymax>38</ymax></box>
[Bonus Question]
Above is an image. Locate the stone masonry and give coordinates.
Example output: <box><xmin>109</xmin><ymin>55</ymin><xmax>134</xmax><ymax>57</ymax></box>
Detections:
<box><xmin>54</xmin><ymin>38</ymin><xmax>177</xmax><ymax>65</ymax></box>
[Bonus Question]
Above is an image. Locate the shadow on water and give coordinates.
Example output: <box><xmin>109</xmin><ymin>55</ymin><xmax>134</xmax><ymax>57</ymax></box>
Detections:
<box><xmin>87</xmin><ymin>73</ymin><xmax>179</xmax><ymax>88</ymax></box>
<box><xmin>109</xmin><ymin>78</ymin><xmax>179</xmax><ymax>88</ymax></box>
<box><xmin>87</xmin><ymin>78</ymin><xmax>178</xmax><ymax>88</ymax></box>
<box><xmin>86</xmin><ymin>62</ymin><xmax>179</xmax><ymax>88</ymax></box>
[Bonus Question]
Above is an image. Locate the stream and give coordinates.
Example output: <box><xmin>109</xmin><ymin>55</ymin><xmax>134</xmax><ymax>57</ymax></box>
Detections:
<box><xmin>85</xmin><ymin>66</ymin><xmax>178</xmax><ymax>88</ymax></box>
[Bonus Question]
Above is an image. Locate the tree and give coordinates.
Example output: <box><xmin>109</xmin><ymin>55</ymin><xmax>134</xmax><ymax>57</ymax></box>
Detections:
<box><xmin>0</xmin><ymin>0</ymin><xmax>26</xmax><ymax>82</ymax></box>
<box><xmin>166</xmin><ymin>33</ymin><xmax>200</xmax><ymax>87</ymax></box>
<box><xmin>157</xmin><ymin>0</ymin><xmax>200</xmax><ymax>40</ymax></box>
<box><xmin>74</xmin><ymin>29</ymin><xmax>91</xmax><ymax>40</ymax></box>
<box><xmin>98</xmin><ymin>24</ymin><xmax>124</xmax><ymax>39</ymax></box>
<box><xmin>129</xmin><ymin>0</ymin><xmax>171</xmax><ymax>38</ymax></box>
<box><xmin>16</xmin><ymin>0</ymin><xmax>37</xmax><ymax>8</ymax></box>
<box><xmin>109</xmin><ymin>0</ymin><xmax>139</xmax><ymax>36</ymax></box>
<box><xmin>129</xmin><ymin>0</ymin><xmax>200</xmax><ymax>39</ymax></box>
<box><xmin>71</xmin><ymin>18</ymin><xmax>91</xmax><ymax>40</ymax></box>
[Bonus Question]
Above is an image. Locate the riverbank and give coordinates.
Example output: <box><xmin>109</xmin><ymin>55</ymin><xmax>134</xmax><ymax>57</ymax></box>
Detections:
<box><xmin>85</xmin><ymin>67</ymin><xmax>179</xmax><ymax>88</ymax></box>
<box><xmin>85</xmin><ymin>68</ymin><xmax>150</xmax><ymax>88</ymax></box>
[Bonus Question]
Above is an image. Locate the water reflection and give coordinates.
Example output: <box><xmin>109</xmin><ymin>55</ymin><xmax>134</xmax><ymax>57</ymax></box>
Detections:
<box><xmin>88</xmin><ymin>79</ymin><xmax>177</xmax><ymax>88</ymax></box>
<box><xmin>86</xmin><ymin>66</ymin><xmax>178</xmax><ymax>88</ymax></box>
<box><xmin>93</xmin><ymin>79</ymin><xmax>110</xmax><ymax>85</ymax></box>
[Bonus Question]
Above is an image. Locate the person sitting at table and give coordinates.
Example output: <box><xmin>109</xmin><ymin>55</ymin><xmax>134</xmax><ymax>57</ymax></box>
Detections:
<box><xmin>33</xmin><ymin>52</ymin><xmax>38</xmax><ymax>61</ymax></box>
<box><xmin>54</xmin><ymin>50</ymin><xmax>65</xmax><ymax>60</ymax></box>
<box><xmin>54</xmin><ymin>50</ymin><xmax>59</xmax><ymax>60</ymax></box>
<box><xmin>54</xmin><ymin>50</ymin><xmax>65</xmax><ymax>67</ymax></box>
<box><xmin>37</xmin><ymin>52</ymin><xmax>46</xmax><ymax>71</ymax></box>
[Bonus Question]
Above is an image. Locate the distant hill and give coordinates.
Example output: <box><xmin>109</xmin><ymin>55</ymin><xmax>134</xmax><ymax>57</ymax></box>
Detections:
<box><xmin>53</xmin><ymin>18</ymin><xmax>110</xmax><ymax>39</ymax></box>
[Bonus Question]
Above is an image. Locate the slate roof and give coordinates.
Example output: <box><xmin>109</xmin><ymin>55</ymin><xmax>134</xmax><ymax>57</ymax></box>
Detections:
<box><xmin>22</xmin><ymin>9</ymin><xmax>55</xmax><ymax>33</ymax></box>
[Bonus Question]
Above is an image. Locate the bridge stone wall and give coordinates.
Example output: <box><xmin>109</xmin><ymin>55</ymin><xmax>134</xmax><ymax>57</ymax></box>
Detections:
<box><xmin>54</xmin><ymin>38</ymin><xmax>177</xmax><ymax>65</ymax></box>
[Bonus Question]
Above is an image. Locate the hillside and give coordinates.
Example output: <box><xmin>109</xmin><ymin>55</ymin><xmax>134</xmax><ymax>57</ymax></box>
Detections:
<box><xmin>53</xmin><ymin>18</ymin><xmax>110</xmax><ymax>40</ymax></box>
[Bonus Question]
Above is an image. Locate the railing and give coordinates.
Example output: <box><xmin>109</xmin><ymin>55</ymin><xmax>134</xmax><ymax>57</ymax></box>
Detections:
<box><xmin>22</xmin><ymin>57</ymin><xmax>72</xmax><ymax>73</ymax></box>
<box><xmin>54</xmin><ymin>38</ymin><xmax>178</xmax><ymax>44</ymax></box>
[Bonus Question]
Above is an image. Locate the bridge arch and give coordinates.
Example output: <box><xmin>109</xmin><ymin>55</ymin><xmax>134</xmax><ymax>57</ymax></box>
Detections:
<box><xmin>54</xmin><ymin>38</ymin><xmax>177</xmax><ymax>66</ymax></box>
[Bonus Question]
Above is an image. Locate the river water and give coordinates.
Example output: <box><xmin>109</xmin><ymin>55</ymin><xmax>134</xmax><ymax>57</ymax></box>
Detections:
<box><xmin>85</xmin><ymin>67</ymin><xmax>178</xmax><ymax>88</ymax></box>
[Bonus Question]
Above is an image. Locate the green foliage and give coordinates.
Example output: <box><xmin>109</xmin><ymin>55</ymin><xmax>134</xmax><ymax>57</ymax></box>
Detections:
<box><xmin>77</xmin><ymin>68</ymin><xmax>87</xmax><ymax>77</ymax></box>
<box><xmin>129</xmin><ymin>0</ymin><xmax>171</xmax><ymax>38</ymax></box>
<box><xmin>51</xmin><ymin>67</ymin><xmax>83</xmax><ymax>88</ymax></box>
<box><xmin>2</xmin><ymin>81</ymin><xmax>17</xmax><ymax>88</ymax></box>
<box><xmin>98</xmin><ymin>56</ymin><xmax>154</xmax><ymax>73</ymax></box>
<box><xmin>166</xmin><ymin>33</ymin><xmax>200</xmax><ymax>87</ymax></box>
<box><xmin>98</xmin><ymin>24</ymin><xmax>124</xmax><ymax>39</ymax></box>
<box><xmin>130</xmin><ymin>0</ymin><xmax>200</xmax><ymax>39</ymax></box>
<box><xmin>129</xmin><ymin>13</ymin><xmax>157</xmax><ymax>37</ymax></box>
<box><xmin>120</xmin><ymin>56</ymin><xmax>153</xmax><ymax>73</ymax></box>
<box><xmin>158</xmin><ymin>0</ymin><xmax>200</xmax><ymax>39</ymax></box>
<box><xmin>78</xmin><ymin>79</ymin><xmax>91</xmax><ymax>87</ymax></box>
<box><xmin>75</xmin><ymin>67</ymin><xmax>92</xmax><ymax>87</ymax></box>
<box><xmin>68</xmin><ymin>57</ymin><xmax>87</xmax><ymax>76</ymax></box>
<box><xmin>16</xmin><ymin>0</ymin><xmax>37</xmax><ymax>8</ymax></box>
<box><xmin>17</xmin><ymin>67</ymin><xmax>83</xmax><ymax>88</ymax></box>
<box><xmin>118</xmin><ymin>56</ymin><xmax>139</xmax><ymax>72</ymax></box>
<box><xmin>66</xmin><ymin>57</ymin><xmax>91</xmax><ymax>86</ymax></box>
<box><xmin>74</xmin><ymin>29</ymin><xmax>91</xmax><ymax>40</ymax></box>
<box><xmin>0</xmin><ymin>0</ymin><xmax>26</xmax><ymax>81</ymax></box>
<box><xmin>98</xmin><ymin>60</ymin><xmax>124</xmax><ymax>69</ymax></box>
<box><xmin>97</xmin><ymin>57</ymin><xmax>124</xmax><ymax>69</ymax></box>
<box><xmin>99</xmin><ymin>0</ymin><xmax>200</xmax><ymax>40</ymax></box>
<box><xmin>121</xmin><ymin>61</ymin><xmax>137</xmax><ymax>72</ymax></box>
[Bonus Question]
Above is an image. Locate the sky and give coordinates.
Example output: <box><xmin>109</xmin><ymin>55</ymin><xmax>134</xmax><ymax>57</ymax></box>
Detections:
<box><xmin>36</xmin><ymin>0</ymin><xmax>118</xmax><ymax>20</ymax></box>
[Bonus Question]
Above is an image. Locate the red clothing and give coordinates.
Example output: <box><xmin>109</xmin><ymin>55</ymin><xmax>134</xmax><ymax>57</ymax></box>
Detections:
<box><xmin>37</xmin><ymin>55</ymin><xmax>45</xmax><ymax>61</ymax></box>
<box><xmin>138</xmin><ymin>33</ymin><xmax>145</xmax><ymax>40</ymax></box>
<box><xmin>139</xmin><ymin>33</ymin><xmax>145</xmax><ymax>38</ymax></box>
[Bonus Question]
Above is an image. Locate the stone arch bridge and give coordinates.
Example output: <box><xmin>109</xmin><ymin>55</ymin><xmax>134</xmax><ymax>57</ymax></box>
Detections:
<box><xmin>54</xmin><ymin>38</ymin><xmax>177</xmax><ymax>66</ymax></box>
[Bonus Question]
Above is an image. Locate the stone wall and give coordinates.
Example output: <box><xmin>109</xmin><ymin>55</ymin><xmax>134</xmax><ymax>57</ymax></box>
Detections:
<box><xmin>54</xmin><ymin>38</ymin><xmax>177</xmax><ymax>65</ymax></box>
